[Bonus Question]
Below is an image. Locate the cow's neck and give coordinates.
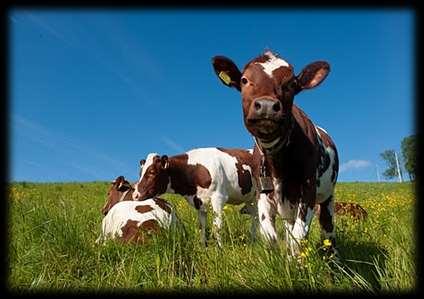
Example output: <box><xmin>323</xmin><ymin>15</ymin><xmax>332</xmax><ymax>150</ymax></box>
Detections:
<box><xmin>166</xmin><ymin>156</ymin><xmax>197</xmax><ymax>196</ymax></box>
<box><xmin>255</xmin><ymin>113</ymin><xmax>295</xmax><ymax>160</ymax></box>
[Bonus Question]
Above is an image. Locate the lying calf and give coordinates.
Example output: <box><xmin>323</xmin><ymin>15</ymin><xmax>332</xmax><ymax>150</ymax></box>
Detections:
<box><xmin>332</xmin><ymin>202</ymin><xmax>367</xmax><ymax>220</ymax></box>
<box><xmin>96</xmin><ymin>176</ymin><xmax>176</xmax><ymax>244</ymax></box>
<box><xmin>241</xmin><ymin>202</ymin><xmax>368</xmax><ymax>221</ymax></box>
<box><xmin>132</xmin><ymin>148</ymin><xmax>257</xmax><ymax>246</ymax></box>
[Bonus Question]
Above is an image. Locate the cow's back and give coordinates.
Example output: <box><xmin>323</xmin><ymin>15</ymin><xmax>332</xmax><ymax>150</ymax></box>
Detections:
<box><xmin>186</xmin><ymin>147</ymin><xmax>255</xmax><ymax>204</ymax></box>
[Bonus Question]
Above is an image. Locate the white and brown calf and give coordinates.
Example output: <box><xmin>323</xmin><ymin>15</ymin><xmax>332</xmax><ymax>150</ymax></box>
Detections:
<box><xmin>96</xmin><ymin>176</ymin><xmax>176</xmax><ymax>244</ymax></box>
<box><xmin>132</xmin><ymin>147</ymin><xmax>257</xmax><ymax>246</ymax></box>
<box><xmin>212</xmin><ymin>50</ymin><xmax>339</xmax><ymax>257</ymax></box>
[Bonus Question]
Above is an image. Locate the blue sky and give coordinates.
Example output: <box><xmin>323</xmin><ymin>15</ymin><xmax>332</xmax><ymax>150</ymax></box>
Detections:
<box><xmin>9</xmin><ymin>9</ymin><xmax>414</xmax><ymax>183</ymax></box>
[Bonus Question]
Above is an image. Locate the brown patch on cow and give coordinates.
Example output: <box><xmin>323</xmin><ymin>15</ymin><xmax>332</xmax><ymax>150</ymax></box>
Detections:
<box><xmin>272</xmin><ymin>66</ymin><xmax>295</xmax><ymax>86</ymax></box>
<box><xmin>135</xmin><ymin>153</ymin><xmax>213</xmax><ymax>201</ymax></box>
<box><xmin>193</xmin><ymin>196</ymin><xmax>202</xmax><ymax>210</ymax></box>
<box><xmin>153</xmin><ymin>197</ymin><xmax>172</xmax><ymax>214</ymax></box>
<box><xmin>335</xmin><ymin>202</ymin><xmax>368</xmax><ymax>220</ymax></box>
<box><xmin>140</xmin><ymin>219</ymin><xmax>160</xmax><ymax>233</ymax></box>
<box><xmin>135</xmin><ymin>205</ymin><xmax>154</xmax><ymax>214</ymax></box>
<box><xmin>261</xmin><ymin>214</ymin><xmax>265</xmax><ymax>221</ymax></box>
<box><xmin>120</xmin><ymin>219</ymin><xmax>161</xmax><ymax>245</ymax></box>
<box><xmin>167</xmin><ymin>154</ymin><xmax>212</xmax><ymax>196</ymax></box>
<box><xmin>216</xmin><ymin>148</ymin><xmax>253</xmax><ymax>195</ymax></box>
<box><xmin>291</xmin><ymin>105</ymin><xmax>320</xmax><ymax>149</ymax></box>
<box><xmin>120</xmin><ymin>220</ymin><xmax>144</xmax><ymax>244</ymax></box>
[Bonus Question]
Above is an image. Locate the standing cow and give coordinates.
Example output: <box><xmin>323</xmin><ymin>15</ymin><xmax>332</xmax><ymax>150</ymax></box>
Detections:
<box><xmin>212</xmin><ymin>50</ymin><xmax>339</xmax><ymax>257</ymax></box>
<box><xmin>132</xmin><ymin>148</ymin><xmax>257</xmax><ymax>247</ymax></box>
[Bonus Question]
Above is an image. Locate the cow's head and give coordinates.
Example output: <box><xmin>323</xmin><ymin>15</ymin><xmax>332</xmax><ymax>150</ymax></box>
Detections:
<box><xmin>132</xmin><ymin>153</ymin><xmax>169</xmax><ymax>200</ymax></box>
<box><xmin>101</xmin><ymin>175</ymin><xmax>134</xmax><ymax>215</ymax></box>
<box><xmin>212</xmin><ymin>50</ymin><xmax>330</xmax><ymax>142</ymax></box>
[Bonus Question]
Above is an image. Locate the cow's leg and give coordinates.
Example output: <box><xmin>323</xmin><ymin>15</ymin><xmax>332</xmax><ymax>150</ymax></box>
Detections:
<box><xmin>289</xmin><ymin>180</ymin><xmax>316</xmax><ymax>256</ymax></box>
<box><xmin>283</xmin><ymin>220</ymin><xmax>294</xmax><ymax>248</ymax></box>
<box><xmin>249</xmin><ymin>205</ymin><xmax>259</xmax><ymax>242</ymax></box>
<box><xmin>210</xmin><ymin>192</ymin><xmax>227</xmax><ymax>247</ymax></box>
<box><xmin>318</xmin><ymin>195</ymin><xmax>338</xmax><ymax>257</ymax></box>
<box><xmin>276</xmin><ymin>196</ymin><xmax>297</xmax><ymax>249</ymax></box>
<box><xmin>197</xmin><ymin>207</ymin><xmax>208</xmax><ymax>246</ymax></box>
<box><xmin>290</xmin><ymin>203</ymin><xmax>315</xmax><ymax>256</ymax></box>
<box><xmin>242</xmin><ymin>201</ymin><xmax>259</xmax><ymax>241</ymax></box>
<box><xmin>257</xmin><ymin>193</ymin><xmax>277</xmax><ymax>242</ymax></box>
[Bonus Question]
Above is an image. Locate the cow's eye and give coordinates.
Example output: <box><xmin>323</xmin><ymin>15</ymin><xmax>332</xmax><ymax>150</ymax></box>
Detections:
<box><xmin>241</xmin><ymin>77</ymin><xmax>248</xmax><ymax>85</ymax></box>
<box><xmin>282</xmin><ymin>80</ymin><xmax>296</xmax><ymax>93</ymax></box>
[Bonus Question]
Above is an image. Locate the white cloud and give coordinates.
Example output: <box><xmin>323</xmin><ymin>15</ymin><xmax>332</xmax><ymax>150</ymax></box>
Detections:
<box><xmin>339</xmin><ymin>160</ymin><xmax>372</xmax><ymax>173</ymax></box>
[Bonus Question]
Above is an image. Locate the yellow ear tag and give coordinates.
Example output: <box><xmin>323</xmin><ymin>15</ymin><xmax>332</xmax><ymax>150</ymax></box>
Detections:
<box><xmin>219</xmin><ymin>71</ymin><xmax>232</xmax><ymax>85</ymax></box>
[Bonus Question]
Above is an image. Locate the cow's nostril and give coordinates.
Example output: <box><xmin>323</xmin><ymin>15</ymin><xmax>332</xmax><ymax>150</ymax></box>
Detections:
<box><xmin>254</xmin><ymin>101</ymin><xmax>261</xmax><ymax>111</ymax></box>
<box><xmin>272</xmin><ymin>102</ymin><xmax>281</xmax><ymax>112</ymax></box>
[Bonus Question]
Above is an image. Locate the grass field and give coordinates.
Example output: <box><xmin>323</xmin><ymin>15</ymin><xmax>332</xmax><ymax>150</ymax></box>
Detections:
<box><xmin>7</xmin><ymin>181</ymin><xmax>415</xmax><ymax>294</ymax></box>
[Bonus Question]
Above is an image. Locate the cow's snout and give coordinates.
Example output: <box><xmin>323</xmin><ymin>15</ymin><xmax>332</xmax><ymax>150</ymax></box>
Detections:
<box><xmin>252</xmin><ymin>98</ymin><xmax>281</xmax><ymax>118</ymax></box>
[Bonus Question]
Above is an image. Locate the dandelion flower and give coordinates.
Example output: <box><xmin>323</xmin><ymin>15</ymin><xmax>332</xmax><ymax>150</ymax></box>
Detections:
<box><xmin>323</xmin><ymin>239</ymin><xmax>332</xmax><ymax>247</ymax></box>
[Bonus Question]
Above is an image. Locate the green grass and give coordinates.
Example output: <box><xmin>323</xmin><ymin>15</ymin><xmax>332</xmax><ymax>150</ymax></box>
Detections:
<box><xmin>7</xmin><ymin>181</ymin><xmax>415</xmax><ymax>293</ymax></box>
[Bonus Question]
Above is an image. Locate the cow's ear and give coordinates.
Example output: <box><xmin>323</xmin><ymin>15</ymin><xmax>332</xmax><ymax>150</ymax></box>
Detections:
<box><xmin>160</xmin><ymin>155</ymin><xmax>169</xmax><ymax>169</ymax></box>
<box><xmin>113</xmin><ymin>175</ymin><xmax>124</xmax><ymax>185</ymax></box>
<box><xmin>296</xmin><ymin>61</ymin><xmax>330</xmax><ymax>90</ymax></box>
<box><xmin>212</xmin><ymin>56</ymin><xmax>242</xmax><ymax>91</ymax></box>
<box><xmin>117</xmin><ymin>180</ymin><xmax>131</xmax><ymax>191</ymax></box>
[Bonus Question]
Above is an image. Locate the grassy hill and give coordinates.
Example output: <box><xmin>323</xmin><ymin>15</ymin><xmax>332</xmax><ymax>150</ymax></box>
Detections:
<box><xmin>7</xmin><ymin>181</ymin><xmax>415</xmax><ymax>293</ymax></box>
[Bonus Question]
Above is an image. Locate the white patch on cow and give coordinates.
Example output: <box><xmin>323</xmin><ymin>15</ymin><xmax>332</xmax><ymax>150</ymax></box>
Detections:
<box><xmin>133</xmin><ymin>152</ymin><xmax>159</xmax><ymax>200</ymax></box>
<box><xmin>315</xmin><ymin>125</ymin><xmax>328</xmax><ymax>136</ymax></box>
<box><xmin>247</xmin><ymin>148</ymin><xmax>254</xmax><ymax>154</ymax></box>
<box><xmin>255</xmin><ymin>51</ymin><xmax>289</xmax><ymax>77</ymax></box>
<box><xmin>274</xmin><ymin>179</ymin><xmax>296</xmax><ymax>222</ymax></box>
<box><xmin>258</xmin><ymin>193</ymin><xmax>278</xmax><ymax>241</ymax></box>
<box><xmin>186</xmin><ymin>148</ymin><xmax>255</xmax><ymax>205</ymax></box>
<box><xmin>241</xmin><ymin>164</ymin><xmax>250</xmax><ymax>172</ymax></box>
<box><xmin>97</xmin><ymin>199</ymin><xmax>176</xmax><ymax>243</ymax></box>
<box><xmin>273</xmin><ymin>178</ymin><xmax>282</xmax><ymax>199</ymax></box>
<box><xmin>316</xmin><ymin>146</ymin><xmax>336</xmax><ymax>203</ymax></box>
<box><xmin>314</xmin><ymin>125</ymin><xmax>336</xmax><ymax>203</ymax></box>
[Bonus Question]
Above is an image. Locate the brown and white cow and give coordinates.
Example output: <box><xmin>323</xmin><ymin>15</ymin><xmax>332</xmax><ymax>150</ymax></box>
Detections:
<box><xmin>132</xmin><ymin>148</ymin><xmax>257</xmax><ymax>246</ymax></box>
<box><xmin>96</xmin><ymin>175</ymin><xmax>176</xmax><ymax>244</ymax></box>
<box><xmin>212</xmin><ymin>50</ymin><xmax>339</xmax><ymax>257</ymax></box>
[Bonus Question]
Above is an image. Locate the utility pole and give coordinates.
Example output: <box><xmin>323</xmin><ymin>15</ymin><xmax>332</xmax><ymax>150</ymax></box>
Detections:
<box><xmin>394</xmin><ymin>151</ymin><xmax>403</xmax><ymax>183</ymax></box>
<box><xmin>376</xmin><ymin>164</ymin><xmax>381</xmax><ymax>182</ymax></box>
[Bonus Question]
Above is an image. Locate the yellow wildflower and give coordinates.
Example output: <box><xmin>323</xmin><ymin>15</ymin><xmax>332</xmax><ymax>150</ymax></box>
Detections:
<box><xmin>323</xmin><ymin>239</ymin><xmax>332</xmax><ymax>247</ymax></box>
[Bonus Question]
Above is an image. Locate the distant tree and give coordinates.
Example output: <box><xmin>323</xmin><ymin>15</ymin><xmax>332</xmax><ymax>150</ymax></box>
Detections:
<box><xmin>380</xmin><ymin>150</ymin><xmax>397</xmax><ymax>180</ymax></box>
<box><xmin>401</xmin><ymin>135</ymin><xmax>416</xmax><ymax>181</ymax></box>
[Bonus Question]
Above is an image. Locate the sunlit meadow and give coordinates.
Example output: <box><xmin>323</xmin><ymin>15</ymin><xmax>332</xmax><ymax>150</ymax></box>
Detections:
<box><xmin>7</xmin><ymin>181</ymin><xmax>415</xmax><ymax>293</ymax></box>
